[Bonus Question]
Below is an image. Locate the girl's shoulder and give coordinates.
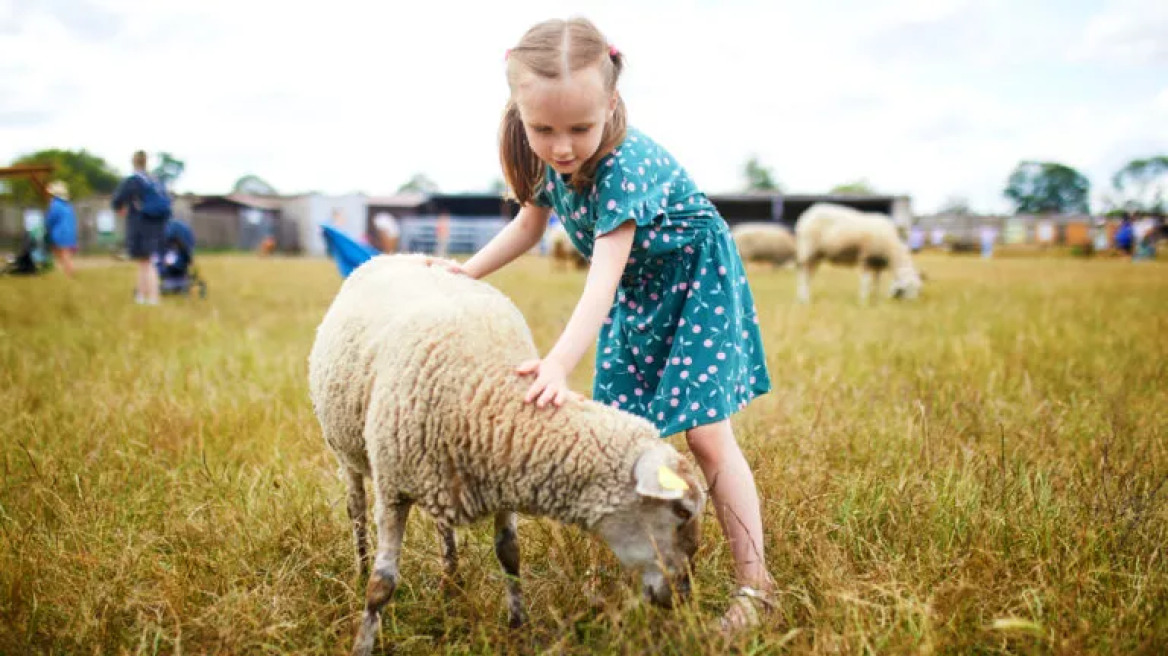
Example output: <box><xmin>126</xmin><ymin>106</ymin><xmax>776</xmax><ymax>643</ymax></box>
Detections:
<box><xmin>595</xmin><ymin>129</ymin><xmax>682</xmax><ymax>188</ymax></box>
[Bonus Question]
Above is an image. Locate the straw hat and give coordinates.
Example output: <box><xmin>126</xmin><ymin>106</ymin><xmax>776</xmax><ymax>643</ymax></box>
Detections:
<box><xmin>47</xmin><ymin>180</ymin><xmax>70</xmax><ymax>200</ymax></box>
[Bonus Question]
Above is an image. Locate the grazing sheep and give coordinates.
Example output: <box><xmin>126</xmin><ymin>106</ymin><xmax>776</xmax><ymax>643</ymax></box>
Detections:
<box><xmin>794</xmin><ymin>203</ymin><xmax>922</xmax><ymax>303</ymax></box>
<box><xmin>547</xmin><ymin>223</ymin><xmax>589</xmax><ymax>270</ymax></box>
<box><xmin>731</xmin><ymin>222</ymin><xmax>797</xmax><ymax>267</ymax></box>
<box><xmin>307</xmin><ymin>255</ymin><xmax>705</xmax><ymax>655</ymax></box>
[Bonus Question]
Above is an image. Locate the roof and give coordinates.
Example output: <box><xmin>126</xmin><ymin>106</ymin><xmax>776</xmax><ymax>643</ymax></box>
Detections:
<box><xmin>192</xmin><ymin>194</ymin><xmax>284</xmax><ymax>211</ymax></box>
<box><xmin>366</xmin><ymin>192</ymin><xmax>428</xmax><ymax>208</ymax></box>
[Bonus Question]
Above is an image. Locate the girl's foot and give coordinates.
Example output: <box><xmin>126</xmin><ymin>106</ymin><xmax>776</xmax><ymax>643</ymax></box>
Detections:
<box><xmin>719</xmin><ymin>586</ymin><xmax>775</xmax><ymax>634</ymax></box>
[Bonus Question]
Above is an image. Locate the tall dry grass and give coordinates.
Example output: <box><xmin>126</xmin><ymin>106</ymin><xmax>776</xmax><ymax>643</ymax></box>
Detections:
<box><xmin>1</xmin><ymin>253</ymin><xmax>1165</xmax><ymax>654</ymax></box>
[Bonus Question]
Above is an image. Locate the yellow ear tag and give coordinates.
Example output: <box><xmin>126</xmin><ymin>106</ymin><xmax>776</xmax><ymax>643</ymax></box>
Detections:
<box><xmin>657</xmin><ymin>466</ymin><xmax>689</xmax><ymax>492</ymax></box>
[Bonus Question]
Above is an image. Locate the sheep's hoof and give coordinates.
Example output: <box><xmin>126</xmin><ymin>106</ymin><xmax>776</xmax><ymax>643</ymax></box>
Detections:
<box><xmin>438</xmin><ymin>575</ymin><xmax>464</xmax><ymax>599</ymax></box>
<box><xmin>508</xmin><ymin>609</ymin><xmax>527</xmax><ymax>629</ymax></box>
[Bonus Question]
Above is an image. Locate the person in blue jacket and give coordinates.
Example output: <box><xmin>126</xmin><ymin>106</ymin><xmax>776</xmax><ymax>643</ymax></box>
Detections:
<box><xmin>45</xmin><ymin>180</ymin><xmax>77</xmax><ymax>277</ymax></box>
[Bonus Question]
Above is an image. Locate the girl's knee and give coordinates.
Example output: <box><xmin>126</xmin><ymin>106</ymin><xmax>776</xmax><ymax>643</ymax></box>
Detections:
<box><xmin>686</xmin><ymin>421</ymin><xmax>737</xmax><ymax>461</ymax></box>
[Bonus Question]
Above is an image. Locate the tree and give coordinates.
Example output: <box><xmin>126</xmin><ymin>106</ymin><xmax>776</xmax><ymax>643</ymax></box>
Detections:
<box><xmin>3</xmin><ymin>149</ymin><xmax>122</xmax><ymax>206</ymax></box>
<box><xmin>1003</xmin><ymin>161</ymin><xmax>1091</xmax><ymax>214</ymax></box>
<box><xmin>1110</xmin><ymin>155</ymin><xmax>1168</xmax><ymax>214</ymax></box>
<box><xmin>152</xmin><ymin>152</ymin><xmax>186</xmax><ymax>189</ymax></box>
<box><xmin>488</xmin><ymin>177</ymin><xmax>507</xmax><ymax>195</ymax></box>
<box><xmin>233</xmin><ymin>174</ymin><xmax>278</xmax><ymax>196</ymax></box>
<box><xmin>743</xmin><ymin>156</ymin><xmax>779</xmax><ymax>192</ymax></box>
<box><xmin>397</xmin><ymin>173</ymin><xmax>439</xmax><ymax>194</ymax></box>
<box><xmin>830</xmin><ymin>179</ymin><xmax>875</xmax><ymax>195</ymax></box>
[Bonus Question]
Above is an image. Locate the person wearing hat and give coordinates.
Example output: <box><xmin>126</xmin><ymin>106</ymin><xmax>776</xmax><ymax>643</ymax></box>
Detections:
<box><xmin>45</xmin><ymin>180</ymin><xmax>78</xmax><ymax>277</ymax></box>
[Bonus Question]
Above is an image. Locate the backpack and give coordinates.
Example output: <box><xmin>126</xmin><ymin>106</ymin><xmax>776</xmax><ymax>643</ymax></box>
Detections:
<box><xmin>134</xmin><ymin>173</ymin><xmax>172</xmax><ymax>222</ymax></box>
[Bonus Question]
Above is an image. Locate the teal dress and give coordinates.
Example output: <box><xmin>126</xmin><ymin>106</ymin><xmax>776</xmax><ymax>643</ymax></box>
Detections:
<box><xmin>535</xmin><ymin>128</ymin><xmax>771</xmax><ymax>436</ymax></box>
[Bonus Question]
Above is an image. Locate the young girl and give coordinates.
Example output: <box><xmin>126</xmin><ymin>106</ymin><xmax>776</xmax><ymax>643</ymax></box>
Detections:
<box><xmin>441</xmin><ymin>17</ymin><xmax>775</xmax><ymax>631</ymax></box>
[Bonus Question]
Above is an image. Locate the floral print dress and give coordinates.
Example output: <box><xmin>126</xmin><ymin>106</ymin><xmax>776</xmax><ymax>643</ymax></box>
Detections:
<box><xmin>535</xmin><ymin>128</ymin><xmax>771</xmax><ymax>436</ymax></box>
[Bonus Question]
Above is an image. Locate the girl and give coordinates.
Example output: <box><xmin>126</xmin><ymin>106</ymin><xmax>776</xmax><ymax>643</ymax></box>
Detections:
<box><xmin>441</xmin><ymin>17</ymin><xmax>775</xmax><ymax>631</ymax></box>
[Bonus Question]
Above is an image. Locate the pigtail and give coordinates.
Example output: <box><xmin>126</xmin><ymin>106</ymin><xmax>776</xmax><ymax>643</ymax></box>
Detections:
<box><xmin>499</xmin><ymin>99</ymin><xmax>545</xmax><ymax>205</ymax></box>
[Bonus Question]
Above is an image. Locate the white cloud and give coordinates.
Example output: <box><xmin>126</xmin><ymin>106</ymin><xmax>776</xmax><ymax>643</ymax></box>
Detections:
<box><xmin>1076</xmin><ymin>0</ymin><xmax>1168</xmax><ymax>64</ymax></box>
<box><xmin>0</xmin><ymin>0</ymin><xmax>1164</xmax><ymax>215</ymax></box>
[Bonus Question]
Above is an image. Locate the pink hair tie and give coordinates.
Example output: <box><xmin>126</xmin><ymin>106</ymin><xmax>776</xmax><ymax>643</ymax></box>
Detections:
<box><xmin>504</xmin><ymin>48</ymin><xmax>512</xmax><ymax>61</ymax></box>
<box><xmin>609</xmin><ymin>44</ymin><xmax>619</xmax><ymax>57</ymax></box>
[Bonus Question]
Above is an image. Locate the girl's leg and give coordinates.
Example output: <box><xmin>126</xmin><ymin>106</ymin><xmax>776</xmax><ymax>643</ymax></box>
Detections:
<box><xmin>685</xmin><ymin>419</ymin><xmax>772</xmax><ymax>591</ymax></box>
<box><xmin>53</xmin><ymin>248</ymin><xmax>75</xmax><ymax>277</ymax></box>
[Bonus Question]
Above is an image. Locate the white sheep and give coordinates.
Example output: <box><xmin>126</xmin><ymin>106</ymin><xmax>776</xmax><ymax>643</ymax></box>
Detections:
<box><xmin>794</xmin><ymin>202</ymin><xmax>923</xmax><ymax>303</ymax></box>
<box><xmin>547</xmin><ymin>223</ymin><xmax>589</xmax><ymax>270</ymax></box>
<box><xmin>731</xmin><ymin>222</ymin><xmax>797</xmax><ymax>267</ymax></box>
<box><xmin>307</xmin><ymin>254</ymin><xmax>705</xmax><ymax>655</ymax></box>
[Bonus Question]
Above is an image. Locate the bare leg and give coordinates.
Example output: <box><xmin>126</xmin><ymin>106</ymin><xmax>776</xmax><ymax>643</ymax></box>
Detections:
<box><xmin>344</xmin><ymin>468</ymin><xmax>369</xmax><ymax>579</ymax></box>
<box><xmin>438</xmin><ymin>524</ymin><xmax>459</xmax><ymax>596</ymax></box>
<box><xmin>796</xmin><ymin>263</ymin><xmax>813</xmax><ymax>303</ymax></box>
<box><xmin>685</xmin><ymin>420</ymin><xmax>771</xmax><ymax>590</ymax></box>
<box><xmin>494</xmin><ymin>511</ymin><xmax>526</xmax><ymax>628</ymax></box>
<box><xmin>53</xmin><ymin>248</ymin><xmax>75</xmax><ymax>277</ymax></box>
<box><xmin>351</xmin><ymin>500</ymin><xmax>411</xmax><ymax>656</ymax></box>
<box><xmin>135</xmin><ymin>260</ymin><xmax>160</xmax><ymax>304</ymax></box>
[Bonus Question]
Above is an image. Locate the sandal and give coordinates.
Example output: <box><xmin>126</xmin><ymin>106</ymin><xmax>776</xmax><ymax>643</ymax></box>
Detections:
<box><xmin>719</xmin><ymin>586</ymin><xmax>776</xmax><ymax>634</ymax></box>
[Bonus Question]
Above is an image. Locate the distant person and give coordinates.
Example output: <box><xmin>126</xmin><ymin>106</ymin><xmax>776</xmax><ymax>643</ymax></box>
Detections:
<box><xmin>1092</xmin><ymin>217</ymin><xmax>1110</xmax><ymax>253</ymax></box>
<box><xmin>931</xmin><ymin>227</ymin><xmax>945</xmax><ymax>248</ymax></box>
<box><xmin>373</xmin><ymin>212</ymin><xmax>400</xmax><ymax>253</ymax></box>
<box><xmin>112</xmin><ymin>151</ymin><xmax>172</xmax><ymax>305</ymax></box>
<box><xmin>1114</xmin><ymin>215</ymin><xmax>1134</xmax><ymax>256</ymax></box>
<box><xmin>980</xmin><ymin>224</ymin><xmax>997</xmax><ymax>258</ymax></box>
<box><xmin>1134</xmin><ymin>213</ymin><xmax>1157</xmax><ymax>260</ymax></box>
<box><xmin>908</xmin><ymin>225</ymin><xmax>924</xmax><ymax>252</ymax></box>
<box><xmin>44</xmin><ymin>180</ymin><xmax>78</xmax><ymax>277</ymax></box>
<box><xmin>434</xmin><ymin>211</ymin><xmax>451</xmax><ymax>258</ymax></box>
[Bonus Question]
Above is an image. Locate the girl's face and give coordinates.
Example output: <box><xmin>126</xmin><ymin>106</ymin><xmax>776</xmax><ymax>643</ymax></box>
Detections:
<box><xmin>515</xmin><ymin>65</ymin><xmax>617</xmax><ymax>176</ymax></box>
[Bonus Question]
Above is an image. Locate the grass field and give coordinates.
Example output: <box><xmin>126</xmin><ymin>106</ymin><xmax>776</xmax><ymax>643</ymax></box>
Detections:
<box><xmin>2</xmin><ymin>253</ymin><xmax>1166</xmax><ymax>655</ymax></box>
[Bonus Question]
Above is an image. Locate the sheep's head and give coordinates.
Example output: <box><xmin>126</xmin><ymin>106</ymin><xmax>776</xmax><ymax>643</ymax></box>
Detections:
<box><xmin>594</xmin><ymin>444</ymin><xmax>705</xmax><ymax>608</ymax></box>
<box><xmin>890</xmin><ymin>265</ymin><xmax>923</xmax><ymax>300</ymax></box>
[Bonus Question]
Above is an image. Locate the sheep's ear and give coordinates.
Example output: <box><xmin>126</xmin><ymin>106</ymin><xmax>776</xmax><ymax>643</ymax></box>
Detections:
<box><xmin>634</xmin><ymin>445</ymin><xmax>688</xmax><ymax>501</ymax></box>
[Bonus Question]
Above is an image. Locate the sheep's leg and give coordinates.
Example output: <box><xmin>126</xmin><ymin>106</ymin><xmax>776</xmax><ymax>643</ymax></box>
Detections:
<box><xmin>437</xmin><ymin>524</ymin><xmax>460</xmax><ymax>596</ymax></box>
<box><xmin>796</xmin><ymin>263</ymin><xmax>813</xmax><ymax>303</ymax></box>
<box><xmin>351</xmin><ymin>500</ymin><xmax>411</xmax><ymax>656</ymax></box>
<box><xmin>859</xmin><ymin>268</ymin><xmax>874</xmax><ymax>304</ymax></box>
<box><xmin>494</xmin><ymin>510</ymin><xmax>526</xmax><ymax>628</ymax></box>
<box><xmin>344</xmin><ymin>467</ymin><xmax>370</xmax><ymax>580</ymax></box>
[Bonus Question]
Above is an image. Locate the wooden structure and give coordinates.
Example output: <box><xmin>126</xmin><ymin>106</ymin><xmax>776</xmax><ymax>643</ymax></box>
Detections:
<box><xmin>0</xmin><ymin>165</ymin><xmax>55</xmax><ymax>202</ymax></box>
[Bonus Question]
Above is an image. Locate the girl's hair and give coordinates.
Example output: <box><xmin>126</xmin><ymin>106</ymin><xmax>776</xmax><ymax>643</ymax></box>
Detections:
<box><xmin>500</xmin><ymin>17</ymin><xmax>627</xmax><ymax>204</ymax></box>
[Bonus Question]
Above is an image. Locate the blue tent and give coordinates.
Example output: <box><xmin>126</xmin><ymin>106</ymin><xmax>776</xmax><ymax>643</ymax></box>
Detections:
<box><xmin>321</xmin><ymin>224</ymin><xmax>379</xmax><ymax>277</ymax></box>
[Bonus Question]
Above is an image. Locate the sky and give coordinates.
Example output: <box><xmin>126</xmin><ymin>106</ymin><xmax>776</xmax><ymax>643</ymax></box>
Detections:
<box><xmin>2</xmin><ymin>0</ymin><xmax>1166</xmax><ymax>214</ymax></box>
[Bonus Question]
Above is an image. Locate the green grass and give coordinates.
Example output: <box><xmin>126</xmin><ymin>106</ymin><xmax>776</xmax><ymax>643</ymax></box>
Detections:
<box><xmin>2</xmin><ymin>254</ymin><xmax>1166</xmax><ymax>655</ymax></box>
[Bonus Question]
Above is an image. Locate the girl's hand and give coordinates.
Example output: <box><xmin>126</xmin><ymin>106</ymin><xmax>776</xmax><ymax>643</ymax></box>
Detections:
<box><xmin>517</xmin><ymin>358</ymin><xmax>579</xmax><ymax>407</ymax></box>
<box><xmin>425</xmin><ymin>257</ymin><xmax>469</xmax><ymax>277</ymax></box>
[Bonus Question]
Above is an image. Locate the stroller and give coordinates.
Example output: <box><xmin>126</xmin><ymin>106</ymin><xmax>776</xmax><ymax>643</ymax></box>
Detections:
<box><xmin>2</xmin><ymin>224</ymin><xmax>52</xmax><ymax>276</ymax></box>
<box><xmin>157</xmin><ymin>220</ymin><xmax>207</xmax><ymax>297</ymax></box>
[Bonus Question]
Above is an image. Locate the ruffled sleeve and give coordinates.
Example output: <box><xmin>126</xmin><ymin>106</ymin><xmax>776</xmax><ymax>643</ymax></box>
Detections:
<box><xmin>593</xmin><ymin>145</ymin><xmax>666</xmax><ymax>237</ymax></box>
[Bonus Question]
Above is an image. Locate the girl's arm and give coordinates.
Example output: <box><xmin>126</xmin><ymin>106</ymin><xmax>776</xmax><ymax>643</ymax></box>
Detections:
<box><xmin>449</xmin><ymin>204</ymin><xmax>552</xmax><ymax>280</ymax></box>
<box><xmin>519</xmin><ymin>220</ymin><xmax>637</xmax><ymax>407</ymax></box>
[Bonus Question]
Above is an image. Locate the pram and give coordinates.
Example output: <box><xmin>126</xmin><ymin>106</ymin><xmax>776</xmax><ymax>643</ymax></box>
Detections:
<box><xmin>157</xmin><ymin>220</ymin><xmax>207</xmax><ymax>297</ymax></box>
<box><xmin>2</xmin><ymin>224</ymin><xmax>52</xmax><ymax>276</ymax></box>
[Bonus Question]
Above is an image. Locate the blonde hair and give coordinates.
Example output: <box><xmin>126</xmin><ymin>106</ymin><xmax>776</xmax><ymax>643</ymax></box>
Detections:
<box><xmin>500</xmin><ymin>17</ymin><xmax>627</xmax><ymax>204</ymax></box>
